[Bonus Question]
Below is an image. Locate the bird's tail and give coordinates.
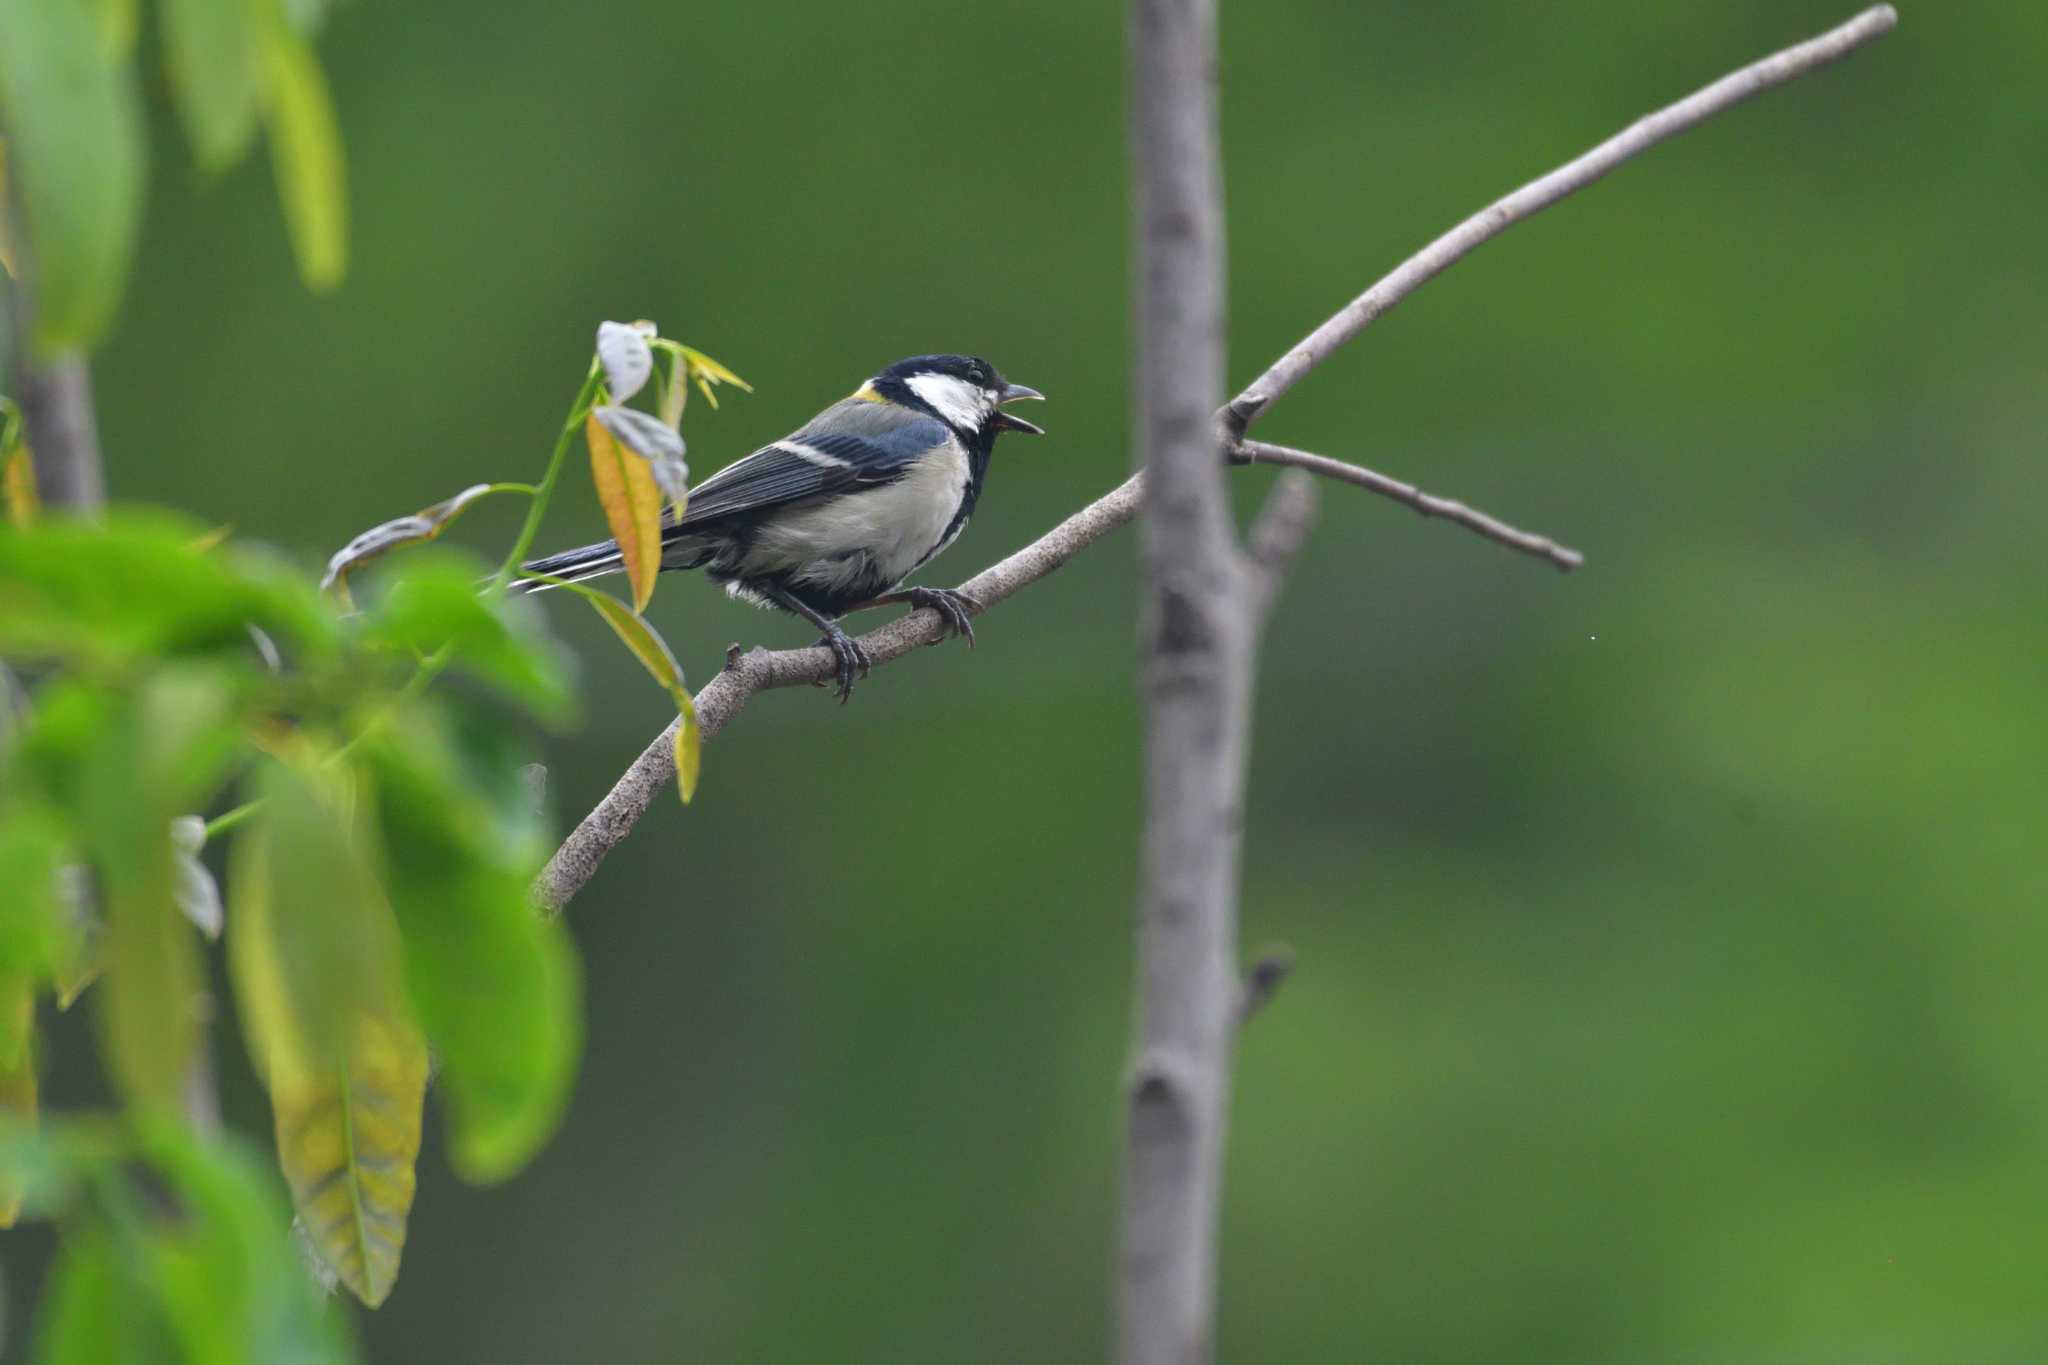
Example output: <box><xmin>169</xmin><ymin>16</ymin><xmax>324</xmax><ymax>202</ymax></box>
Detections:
<box><xmin>512</xmin><ymin>538</ymin><xmax>627</xmax><ymax>594</ymax></box>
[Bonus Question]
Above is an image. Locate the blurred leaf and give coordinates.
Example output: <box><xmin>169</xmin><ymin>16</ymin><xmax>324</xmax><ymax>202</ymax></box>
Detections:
<box><xmin>263</xmin><ymin>29</ymin><xmax>346</xmax><ymax>291</ymax></box>
<box><xmin>269</xmin><ymin>1009</ymin><xmax>428</xmax><ymax>1307</ymax></box>
<box><xmin>357</xmin><ymin>554</ymin><xmax>574</xmax><ymax>724</ymax></box>
<box><xmin>227</xmin><ymin>757</ymin><xmax>428</xmax><ymax>1306</ymax></box>
<box><xmin>673</xmin><ymin>693</ymin><xmax>700</xmax><ymax>805</ymax></box>
<box><xmin>83</xmin><ymin>700</ymin><xmax>198</xmax><ymax>1117</ymax></box>
<box><xmin>321</xmin><ymin>483</ymin><xmax>496</xmax><ymax>596</ymax></box>
<box><xmin>4</xmin><ymin>441</ymin><xmax>37</xmax><ymax>526</ymax></box>
<box><xmin>585</xmin><ymin>408</ymin><xmax>663</xmax><ymax>612</ymax></box>
<box><xmin>596</xmin><ymin>320</ymin><xmax>653</xmax><ymax>404</ymax></box>
<box><xmin>0</xmin><ymin>974</ymin><xmax>35</xmax><ymax>1227</ymax></box>
<box><xmin>139</xmin><ymin>1123</ymin><xmax>358</xmax><ymax>1364</ymax></box>
<box><xmin>0</xmin><ymin>0</ymin><xmax>147</xmax><ymax>349</ymax></box>
<box><xmin>161</xmin><ymin>0</ymin><xmax>265</xmax><ymax>170</ymax></box>
<box><xmin>33</xmin><ymin>1227</ymin><xmax>177</xmax><ymax>1365</ymax></box>
<box><xmin>0</xmin><ymin>512</ymin><xmax>340</xmax><ymax>667</ymax></box>
<box><xmin>675</xmin><ymin>344</ymin><xmax>751</xmax><ymax>410</ymax></box>
<box><xmin>228</xmin><ymin>758</ymin><xmax>401</xmax><ymax>1086</ymax></box>
<box><xmin>0</xmin><ymin>803</ymin><xmax>65</xmax><ymax>980</ymax></box>
<box><xmin>593</xmin><ymin>404</ymin><xmax>689</xmax><ymax>511</ymax></box>
<box><xmin>364</xmin><ymin>722</ymin><xmax>579</xmax><ymax>1183</ymax></box>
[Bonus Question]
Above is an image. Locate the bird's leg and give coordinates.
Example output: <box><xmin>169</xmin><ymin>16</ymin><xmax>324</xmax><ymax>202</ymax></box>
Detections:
<box><xmin>767</xmin><ymin>587</ymin><xmax>870</xmax><ymax>703</ymax></box>
<box><xmin>852</xmin><ymin>586</ymin><xmax>981</xmax><ymax>648</ymax></box>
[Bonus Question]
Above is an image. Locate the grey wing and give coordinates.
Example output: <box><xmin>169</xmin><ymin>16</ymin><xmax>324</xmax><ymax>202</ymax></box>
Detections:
<box><xmin>673</xmin><ymin>400</ymin><xmax>950</xmax><ymax>527</ymax></box>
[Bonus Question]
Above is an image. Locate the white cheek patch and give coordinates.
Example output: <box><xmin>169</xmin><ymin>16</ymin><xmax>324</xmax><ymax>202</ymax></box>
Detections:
<box><xmin>906</xmin><ymin>373</ymin><xmax>991</xmax><ymax>429</ymax></box>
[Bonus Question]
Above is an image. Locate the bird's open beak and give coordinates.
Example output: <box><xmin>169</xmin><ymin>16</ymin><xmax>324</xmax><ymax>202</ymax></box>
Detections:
<box><xmin>995</xmin><ymin>382</ymin><xmax>1046</xmax><ymax>435</ymax></box>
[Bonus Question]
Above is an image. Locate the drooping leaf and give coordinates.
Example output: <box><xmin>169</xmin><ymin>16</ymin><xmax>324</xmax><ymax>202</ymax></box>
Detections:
<box><xmin>593</xmin><ymin>403</ymin><xmax>689</xmax><ymax>511</ymax></box>
<box><xmin>263</xmin><ymin>28</ymin><xmax>346</xmax><ymax>290</ymax></box>
<box><xmin>79</xmin><ymin>697</ymin><xmax>199</xmax><ymax>1118</ymax></box>
<box><xmin>227</xmin><ymin>758</ymin><xmax>429</xmax><ymax>1306</ymax></box>
<box><xmin>161</xmin><ymin>0</ymin><xmax>265</xmax><ymax>170</ymax></box>
<box><xmin>269</xmin><ymin>1008</ymin><xmax>429</xmax><ymax>1308</ymax></box>
<box><xmin>595</xmin><ymin>320</ymin><xmax>654</xmax><ymax>404</ymax></box>
<box><xmin>0</xmin><ymin>0</ymin><xmax>147</xmax><ymax>348</ymax></box>
<box><xmin>0</xmin><ymin>974</ymin><xmax>35</xmax><ymax>1227</ymax></box>
<box><xmin>364</xmin><ymin>722</ymin><xmax>579</xmax><ymax>1183</ymax></box>
<box><xmin>526</xmin><ymin>577</ymin><xmax>701</xmax><ymax>805</ymax></box>
<box><xmin>673</xmin><ymin>693</ymin><xmax>701</xmax><ymax>805</ymax></box>
<box><xmin>4</xmin><ymin>441</ymin><xmax>38</xmax><ymax>526</ymax></box>
<box><xmin>356</xmin><ymin>554</ymin><xmax>574</xmax><ymax>724</ymax></box>
<box><xmin>585</xmin><ymin>409</ymin><xmax>664</xmax><ymax>612</ymax></box>
<box><xmin>0</xmin><ymin>803</ymin><xmax>65</xmax><ymax>980</ymax></box>
<box><xmin>52</xmin><ymin>866</ymin><xmax>101</xmax><ymax>1009</ymax></box>
<box><xmin>321</xmin><ymin>483</ymin><xmax>494</xmax><ymax>596</ymax></box>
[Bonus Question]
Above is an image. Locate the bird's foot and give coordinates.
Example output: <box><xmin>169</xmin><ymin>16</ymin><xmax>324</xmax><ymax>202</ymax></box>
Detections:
<box><xmin>905</xmin><ymin>586</ymin><xmax>980</xmax><ymax>648</ymax></box>
<box><xmin>812</xmin><ymin>624</ymin><xmax>872</xmax><ymax>704</ymax></box>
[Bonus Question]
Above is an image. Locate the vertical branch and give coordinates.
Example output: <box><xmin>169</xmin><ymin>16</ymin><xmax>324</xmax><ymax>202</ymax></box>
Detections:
<box><xmin>1120</xmin><ymin>0</ymin><xmax>1252</xmax><ymax>1361</ymax></box>
<box><xmin>3</xmin><ymin>195</ymin><xmax>107</xmax><ymax>512</ymax></box>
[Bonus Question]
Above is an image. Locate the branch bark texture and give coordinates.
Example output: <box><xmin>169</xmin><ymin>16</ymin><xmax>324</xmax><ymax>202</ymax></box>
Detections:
<box><xmin>1118</xmin><ymin>0</ymin><xmax>1247</xmax><ymax>1361</ymax></box>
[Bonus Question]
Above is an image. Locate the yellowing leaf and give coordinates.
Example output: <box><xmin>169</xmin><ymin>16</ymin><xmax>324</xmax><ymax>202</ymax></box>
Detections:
<box><xmin>0</xmin><ymin>976</ymin><xmax>35</xmax><ymax>1227</ymax></box>
<box><xmin>264</xmin><ymin>30</ymin><xmax>346</xmax><ymax>291</ymax></box>
<box><xmin>584</xmin><ymin>410</ymin><xmax>663</xmax><ymax>612</ymax></box>
<box><xmin>673</xmin><ymin>692</ymin><xmax>700</xmax><ymax>804</ymax></box>
<box><xmin>228</xmin><ymin>759</ymin><xmax>428</xmax><ymax>1305</ymax></box>
<box><xmin>677</xmin><ymin>345</ymin><xmax>751</xmax><ymax>411</ymax></box>
<box><xmin>271</xmin><ymin>1008</ymin><xmax>429</xmax><ymax>1307</ymax></box>
<box><xmin>572</xmin><ymin>584</ymin><xmax>683</xmax><ymax>693</ymax></box>
<box><xmin>3</xmin><ymin>442</ymin><xmax>36</xmax><ymax>527</ymax></box>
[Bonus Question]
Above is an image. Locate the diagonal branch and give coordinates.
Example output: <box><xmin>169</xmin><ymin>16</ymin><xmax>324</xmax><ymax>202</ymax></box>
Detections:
<box><xmin>537</xmin><ymin>5</ymin><xmax>1896</xmax><ymax>919</ymax></box>
<box><xmin>1239</xmin><ymin>439</ymin><xmax>1581</xmax><ymax>570</ymax></box>
<box><xmin>1223</xmin><ymin>4</ymin><xmax>1899</xmax><ymax>433</ymax></box>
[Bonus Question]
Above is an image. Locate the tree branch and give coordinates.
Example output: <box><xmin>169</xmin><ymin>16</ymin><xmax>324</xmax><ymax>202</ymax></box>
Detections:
<box><xmin>536</xmin><ymin>6</ymin><xmax>1897</xmax><ymax>927</ymax></box>
<box><xmin>1223</xmin><ymin>4</ymin><xmax>1899</xmax><ymax>433</ymax></box>
<box><xmin>3</xmin><ymin>195</ymin><xmax>108</xmax><ymax>512</ymax></box>
<box><xmin>1239</xmin><ymin>439</ymin><xmax>1581</xmax><ymax>570</ymax></box>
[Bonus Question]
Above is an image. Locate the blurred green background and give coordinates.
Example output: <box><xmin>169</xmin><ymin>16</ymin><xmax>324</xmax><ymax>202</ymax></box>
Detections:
<box><xmin>10</xmin><ymin>0</ymin><xmax>2048</xmax><ymax>1359</ymax></box>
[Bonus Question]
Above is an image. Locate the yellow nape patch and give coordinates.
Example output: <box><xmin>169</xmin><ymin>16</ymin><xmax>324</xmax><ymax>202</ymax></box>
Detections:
<box><xmin>850</xmin><ymin>382</ymin><xmax>884</xmax><ymax>402</ymax></box>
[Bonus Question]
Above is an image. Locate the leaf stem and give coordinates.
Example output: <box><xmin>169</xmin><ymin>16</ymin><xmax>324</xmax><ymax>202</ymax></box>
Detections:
<box><xmin>488</xmin><ymin>360</ymin><xmax>605</xmax><ymax>599</ymax></box>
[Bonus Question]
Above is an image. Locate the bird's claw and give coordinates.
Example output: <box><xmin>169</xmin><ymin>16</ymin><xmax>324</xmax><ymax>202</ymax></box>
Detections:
<box><xmin>813</xmin><ymin>627</ymin><xmax>872</xmax><ymax>703</ymax></box>
<box><xmin>907</xmin><ymin>587</ymin><xmax>979</xmax><ymax>648</ymax></box>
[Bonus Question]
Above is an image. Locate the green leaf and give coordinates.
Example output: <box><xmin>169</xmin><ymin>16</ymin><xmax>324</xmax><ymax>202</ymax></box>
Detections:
<box><xmin>82</xmin><ymin>700</ymin><xmax>198</xmax><ymax>1118</ymax></box>
<box><xmin>357</xmin><ymin>553</ymin><xmax>575</xmax><ymax>724</ymax></box>
<box><xmin>138</xmin><ymin>1123</ymin><xmax>357</xmax><ymax>1365</ymax></box>
<box><xmin>0</xmin><ymin>511</ymin><xmax>341</xmax><ymax>667</ymax></box>
<box><xmin>364</xmin><ymin>721</ymin><xmax>579</xmax><ymax>1183</ymax></box>
<box><xmin>0</xmin><ymin>0</ymin><xmax>146</xmax><ymax>349</ymax></box>
<box><xmin>584</xmin><ymin>409</ymin><xmax>664</xmax><ymax>612</ymax></box>
<box><xmin>161</xmin><ymin>0</ymin><xmax>266</xmax><ymax>170</ymax></box>
<box><xmin>263</xmin><ymin>29</ymin><xmax>346</xmax><ymax>291</ymax></box>
<box><xmin>676</xmin><ymin>343</ymin><xmax>752</xmax><ymax>410</ymax></box>
<box><xmin>33</xmin><ymin>1227</ymin><xmax>177</xmax><ymax>1365</ymax></box>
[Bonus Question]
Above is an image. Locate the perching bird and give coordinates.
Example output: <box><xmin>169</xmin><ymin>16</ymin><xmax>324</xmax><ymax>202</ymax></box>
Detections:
<box><xmin>519</xmin><ymin>354</ymin><xmax>1045</xmax><ymax>701</ymax></box>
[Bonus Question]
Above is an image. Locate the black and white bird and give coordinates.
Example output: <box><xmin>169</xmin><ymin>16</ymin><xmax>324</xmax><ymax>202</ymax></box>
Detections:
<box><xmin>519</xmin><ymin>354</ymin><xmax>1044</xmax><ymax>700</ymax></box>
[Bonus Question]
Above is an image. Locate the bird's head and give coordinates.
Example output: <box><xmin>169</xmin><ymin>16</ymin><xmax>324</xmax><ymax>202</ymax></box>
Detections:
<box><xmin>863</xmin><ymin>354</ymin><xmax>1045</xmax><ymax>441</ymax></box>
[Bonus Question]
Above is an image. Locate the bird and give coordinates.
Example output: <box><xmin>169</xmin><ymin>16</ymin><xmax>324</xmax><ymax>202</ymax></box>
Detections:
<box><xmin>518</xmin><ymin>354</ymin><xmax>1045</xmax><ymax>701</ymax></box>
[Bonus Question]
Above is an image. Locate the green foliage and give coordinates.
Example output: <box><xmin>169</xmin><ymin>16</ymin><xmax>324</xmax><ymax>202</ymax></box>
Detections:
<box><xmin>0</xmin><ymin>0</ymin><xmax>348</xmax><ymax>350</ymax></box>
<box><xmin>0</xmin><ymin>323</ymin><xmax>740</xmax><ymax>1349</ymax></box>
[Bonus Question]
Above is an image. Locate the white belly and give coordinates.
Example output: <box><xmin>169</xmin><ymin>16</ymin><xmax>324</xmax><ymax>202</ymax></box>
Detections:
<box><xmin>741</xmin><ymin>443</ymin><xmax>969</xmax><ymax>593</ymax></box>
